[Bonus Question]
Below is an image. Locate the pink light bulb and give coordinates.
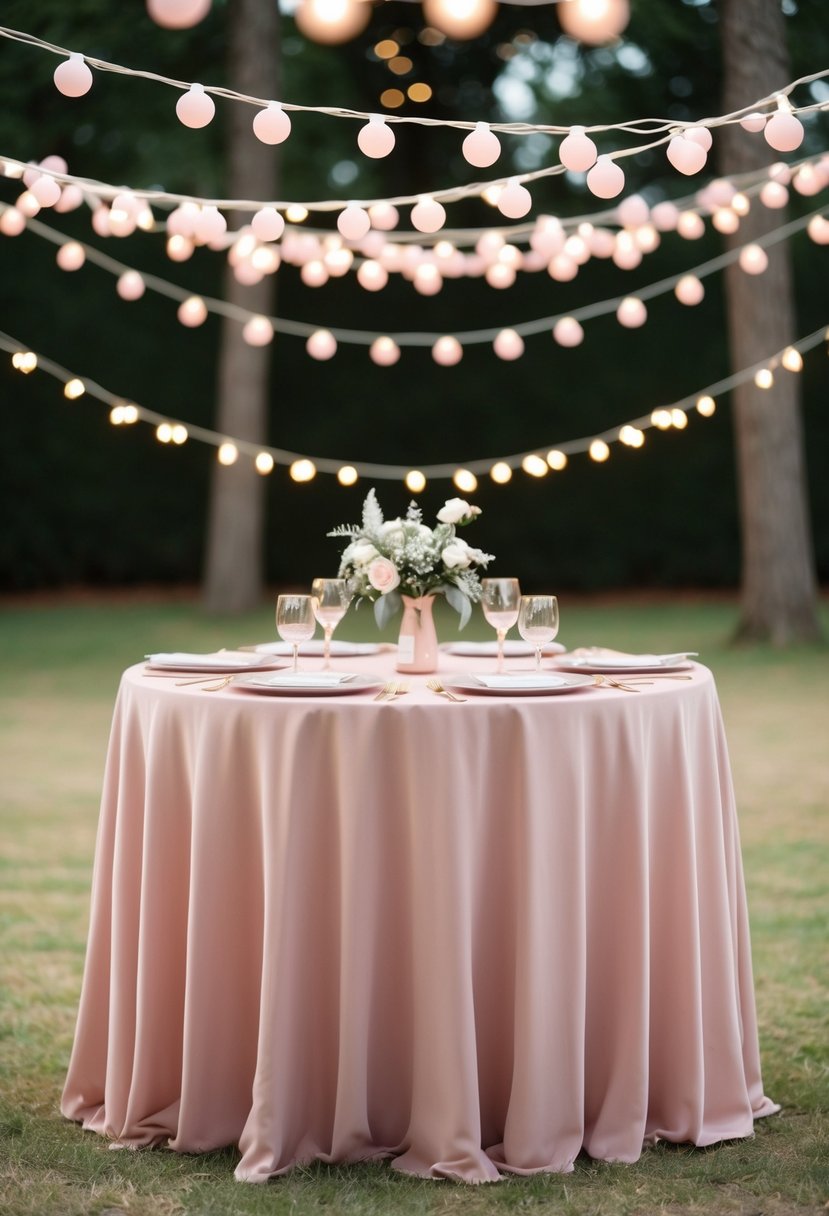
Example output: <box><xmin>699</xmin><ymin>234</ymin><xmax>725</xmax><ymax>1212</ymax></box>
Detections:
<box><xmin>56</xmin><ymin>241</ymin><xmax>85</xmax><ymax>271</ymax></box>
<box><xmin>0</xmin><ymin>208</ymin><xmax>26</xmax><ymax>237</ymax></box>
<box><xmin>651</xmin><ymin>201</ymin><xmax>679</xmax><ymax>231</ymax></box>
<box><xmin>739</xmin><ymin>244</ymin><xmax>768</xmax><ymax>275</ymax></box>
<box><xmin>357</xmin><ymin>260</ymin><xmax>388</xmax><ymax>291</ymax></box>
<box><xmin>685</xmin><ymin>125</ymin><xmax>713</xmax><ymax>151</ymax></box>
<box><xmin>553</xmin><ymin>317</ymin><xmax>584</xmax><ymax>347</ymax></box>
<box><xmin>559</xmin><ymin>126</ymin><xmax>597</xmax><ymax>173</ymax></box>
<box><xmin>807</xmin><ymin>215</ymin><xmax>829</xmax><ymax>245</ymax></box>
<box><xmin>39</xmin><ymin>155</ymin><xmax>68</xmax><ymax>174</ymax></box>
<box><xmin>242</xmin><ymin>316</ymin><xmax>274</xmax><ymax>346</ymax></box>
<box><xmin>357</xmin><ymin>116</ymin><xmax>395</xmax><ymax>159</ymax></box>
<box><xmin>414</xmin><ymin>264</ymin><xmax>443</xmax><ymax>295</ymax></box>
<box><xmin>337</xmin><ymin>204</ymin><xmax>371</xmax><ymax>241</ymax></box>
<box><xmin>485</xmin><ymin>262</ymin><xmax>516</xmax><ymax>289</ymax></box>
<box><xmin>54</xmin><ymin>184</ymin><xmax>83</xmax><ymax>213</ymax></box>
<box><xmin>91</xmin><ymin>206</ymin><xmax>112</xmax><ymax>237</ymax></box>
<box><xmin>178</xmin><ymin>296</ymin><xmax>208</xmax><ymax>326</ymax></box>
<box><xmin>146</xmin><ymin>0</ymin><xmax>211</xmax><ymax>28</ymax></box>
<box><xmin>616</xmin><ymin>296</ymin><xmax>647</xmax><ymax>328</ymax></box>
<box><xmin>667</xmin><ymin>135</ymin><xmax>707</xmax><ymax>175</ymax></box>
<box><xmin>675</xmin><ymin>275</ymin><xmax>705</xmax><ymax>306</ymax></box>
<box><xmin>740</xmin><ymin>112</ymin><xmax>767</xmax><ymax>133</ymax></box>
<box><xmin>462</xmin><ymin>122</ymin><xmax>501</xmax><ymax>168</ymax></box>
<box><xmin>166</xmin><ymin>234</ymin><xmax>195</xmax><ymax>261</ymax></box>
<box><xmin>30</xmin><ymin>175</ymin><xmax>61</xmax><ymax>207</ymax></box>
<box><xmin>764</xmin><ymin>110</ymin><xmax>804</xmax><ymax>152</ymax></box>
<box><xmin>176</xmin><ymin>83</ymin><xmax>215</xmax><ymax>129</ymax></box>
<box><xmin>530</xmin><ymin>215</ymin><xmax>565</xmax><ymax>257</ymax></box>
<box><xmin>760</xmin><ymin>180</ymin><xmax>789</xmax><ymax>209</ymax></box>
<box><xmin>306</xmin><ymin>330</ymin><xmax>337</xmax><ymax>360</ymax></box>
<box><xmin>793</xmin><ymin>164</ymin><xmax>823</xmax><ymax>197</ymax></box>
<box><xmin>54</xmin><ymin>54</ymin><xmax>93</xmax><ymax>98</ymax></box>
<box><xmin>411</xmin><ymin>196</ymin><xmax>446</xmax><ymax>233</ymax></box>
<box><xmin>677</xmin><ymin>211</ymin><xmax>705</xmax><ymax>240</ymax></box>
<box><xmin>705</xmin><ymin>178</ymin><xmax>736</xmax><ymax>208</ymax></box>
<box><xmin>369</xmin><ymin>337</ymin><xmax>401</xmax><ymax>366</ymax></box>
<box><xmin>194</xmin><ymin>206</ymin><xmax>227</xmax><ymax>242</ymax></box>
<box><xmin>589</xmin><ymin>227</ymin><xmax>616</xmax><ymax>257</ymax></box>
<box><xmin>368</xmin><ymin>202</ymin><xmax>399</xmax><ymax>231</ymax></box>
<box><xmin>493</xmin><ymin>329</ymin><xmax>524</xmax><ymax>360</ymax></box>
<box><xmin>548</xmin><ymin>253</ymin><xmax>578</xmax><ymax>282</ymax></box>
<box><xmin>251</xmin><ymin>207</ymin><xmax>285</xmax><ymax>242</ymax></box>
<box><xmin>497</xmin><ymin>179</ymin><xmax>532</xmax><ymax>219</ymax></box>
<box><xmin>117</xmin><ymin>271</ymin><xmax>146</xmax><ymax>301</ymax></box>
<box><xmin>616</xmin><ymin>193</ymin><xmax>649</xmax><ymax>228</ymax></box>
<box><xmin>432</xmin><ymin>336</ymin><xmax>463</xmax><ymax>366</ymax></box>
<box><xmin>301</xmin><ymin>260</ymin><xmax>329</xmax><ymax>287</ymax></box>
<box><xmin>586</xmin><ymin>155</ymin><xmax>625</xmax><ymax>199</ymax></box>
<box><xmin>233</xmin><ymin>262</ymin><xmax>263</xmax><ymax>286</ymax></box>
<box><xmin>252</xmin><ymin>102</ymin><xmax>291</xmax><ymax>145</ymax></box>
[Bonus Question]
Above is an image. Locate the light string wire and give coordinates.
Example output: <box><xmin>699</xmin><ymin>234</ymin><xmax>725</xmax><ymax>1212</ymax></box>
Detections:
<box><xmin>1</xmin><ymin>25</ymin><xmax>827</xmax><ymax>139</ymax></box>
<box><xmin>4</xmin><ymin>199</ymin><xmax>824</xmax><ymax>345</ymax></box>
<box><xmin>1</xmin><ymin>324</ymin><xmax>824</xmax><ymax>480</ymax></box>
<box><xmin>3</xmin><ymin>111</ymin><xmax>828</xmax><ymax>215</ymax></box>
<box><xmin>4</xmin><ymin>145</ymin><xmax>822</xmax><ymax>243</ymax></box>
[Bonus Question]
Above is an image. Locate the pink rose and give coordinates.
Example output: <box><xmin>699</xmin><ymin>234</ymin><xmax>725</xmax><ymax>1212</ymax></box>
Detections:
<box><xmin>367</xmin><ymin>557</ymin><xmax>400</xmax><ymax>594</ymax></box>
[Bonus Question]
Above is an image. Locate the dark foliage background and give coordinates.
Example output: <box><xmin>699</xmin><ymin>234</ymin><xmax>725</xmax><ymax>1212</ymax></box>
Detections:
<box><xmin>0</xmin><ymin>0</ymin><xmax>826</xmax><ymax>592</ymax></box>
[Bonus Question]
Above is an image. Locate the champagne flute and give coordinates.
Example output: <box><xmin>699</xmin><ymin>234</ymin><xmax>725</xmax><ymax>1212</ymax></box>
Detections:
<box><xmin>276</xmin><ymin>594</ymin><xmax>316</xmax><ymax>674</ymax></box>
<box><xmin>311</xmin><ymin>577</ymin><xmax>352</xmax><ymax>669</ymax></box>
<box><xmin>481</xmin><ymin>577</ymin><xmax>521</xmax><ymax>672</ymax></box>
<box><xmin>517</xmin><ymin>595</ymin><xmax>559</xmax><ymax>671</ymax></box>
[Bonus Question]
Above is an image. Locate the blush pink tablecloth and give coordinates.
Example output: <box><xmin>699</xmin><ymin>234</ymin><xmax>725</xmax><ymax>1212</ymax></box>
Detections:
<box><xmin>61</xmin><ymin>657</ymin><xmax>777</xmax><ymax>1183</ymax></box>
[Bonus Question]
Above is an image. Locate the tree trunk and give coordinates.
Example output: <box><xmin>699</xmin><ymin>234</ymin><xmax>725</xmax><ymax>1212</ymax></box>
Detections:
<box><xmin>203</xmin><ymin>0</ymin><xmax>279</xmax><ymax>614</ymax></box>
<box><xmin>719</xmin><ymin>0</ymin><xmax>821</xmax><ymax>643</ymax></box>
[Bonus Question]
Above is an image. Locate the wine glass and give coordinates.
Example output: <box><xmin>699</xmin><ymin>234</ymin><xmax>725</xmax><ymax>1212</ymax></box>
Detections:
<box><xmin>481</xmin><ymin>577</ymin><xmax>521</xmax><ymax>672</ymax></box>
<box><xmin>311</xmin><ymin>577</ymin><xmax>352</xmax><ymax>669</ymax></box>
<box><xmin>517</xmin><ymin>595</ymin><xmax>559</xmax><ymax>671</ymax></box>
<box><xmin>276</xmin><ymin>594</ymin><xmax>316</xmax><ymax>673</ymax></box>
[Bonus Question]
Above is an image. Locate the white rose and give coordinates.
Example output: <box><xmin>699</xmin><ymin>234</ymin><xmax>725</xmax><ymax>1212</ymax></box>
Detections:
<box><xmin>437</xmin><ymin>498</ymin><xmax>472</xmax><ymax>524</ymax></box>
<box><xmin>347</xmin><ymin>540</ymin><xmax>380</xmax><ymax>566</ymax></box>
<box><xmin>379</xmin><ymin>518</ymin><xmax>405</xmax><ymax>545</ymax></box>
<box><xmin>441</xmin><ymin>539</ymin><xmax>472</xmax><ymax>570</ymax></box>
<box><xmin>367</xmin><ymin>557</ymin><xmax>401</xmax><ymax>594</ymax></box>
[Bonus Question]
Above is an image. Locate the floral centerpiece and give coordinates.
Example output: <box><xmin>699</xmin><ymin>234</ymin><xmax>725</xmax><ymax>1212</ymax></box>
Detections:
<box><xmin>329</xmin><ymin>488</ymin><xmax>494</xmax><ymax>629</ymax></box>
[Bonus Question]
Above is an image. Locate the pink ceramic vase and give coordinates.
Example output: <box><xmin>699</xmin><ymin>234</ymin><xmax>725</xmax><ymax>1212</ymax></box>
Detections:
<box><xmin>396</xmin><ymin>595</ymin><xmax>438</xmax><ymax>674</ymax></box>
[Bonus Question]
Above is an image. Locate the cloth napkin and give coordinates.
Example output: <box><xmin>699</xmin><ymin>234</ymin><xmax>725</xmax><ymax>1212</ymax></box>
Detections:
<box><xmin>145</xmin><ymin>651</ymin><xmax>268</xmax><ymax>668</ymax></box>
<box><xmin>256</xmin><ymin>671</ymin><xmax>357</xmax><ymax>687</ymax></box>
<box><xmin>472</xmin><ymin>673</ymin><xmax>568</xmax><ymax>690</ymax></box>
<box><xmin>565</xmin><ymin>648</ymin><xmax>697</xmax><ymax>668</ymax></box>
<box><xmin>441</xmin><ymin>640</ymin><xmax>565</xmax><ymax>657</ymax></box>
<box><xmin>252</xmin><ymin>640</ymin><xmax>380</xmax><ymax>656</ymax></box>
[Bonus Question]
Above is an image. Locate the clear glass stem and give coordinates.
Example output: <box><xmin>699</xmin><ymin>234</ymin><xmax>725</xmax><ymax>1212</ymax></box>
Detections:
<box><xmin>292</xmin><ymin>643</ymin><xmax>299</xmax><ymax>673</ymax></box>
<box><xmin>496</xmin><ymin>629</ymin><xmax>506</xmax><ymax>673</ymax></box>
<box><xmin>323</xmin><ymin>626</ymin><xmax>333</xmax><ymax>669</ymax></box>
<box><xmin>535</xmin><ymin>646</ymin><xmax>542</xmax><ymax>671</ymax></box>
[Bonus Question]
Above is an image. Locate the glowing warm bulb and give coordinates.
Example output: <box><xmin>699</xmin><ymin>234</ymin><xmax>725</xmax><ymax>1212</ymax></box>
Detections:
<box><xmin>522</xmin><ymin>454</ymin><xmax>548</xmax><ymax>478</ymax></box>
<box><xmin>453</xmin><ymin>469</ymin><xmax>478</xmax><ymax>493</ymax></box>
<box><xmin>651</xmin><ymin>409</ymin><xmax>672</xmax><ymax>430</ymax></box>
<box><xmin>781</xmin><ymin>347</ymin><xmax>803</xmax><ymax>373</ymax></box>
<box><xmin>63</xmin><ymin>378</ymin><xmax>85</xmax><ymax>399</ymax></box>
<box><xmin>337</xmin><ymin>465</ymin><xmax>359</xmax><ymax>486</ymax></box>
<box><xmin>490</xmin><ymin>462</ymin><xmax>512</xmax><ymax>484</ymax></box>
<box><xmin>12</xmin><ymin>351</ymin><xmax>37</xmax><ymax>373</ymax></box>
<box><xmin>290</xmin><ymin>458</ymin><xmax>317</xmax><ymax>482</ymax></box>
<box><xmin>754</xmin><ymin>368</ymin><xmax>774</xmax><ymax>389</ymax></box>
<box><xmin>589</xmin><ymin>439</ymin><xmax>610</xmax><ymax>462</ymax></box>
<box><xmin>405</xmin><ymin>469</ymin><xmax>426</xmax><ymax>493</ymax></box>
<box><xmin>696</xmin><ymin>395</ymin><xmax>716</xmax><ymax>417</ymax></box>
<box><xmin>731</xmin><ymin>193</ymin><xmax>750</xmax><ymax>216</ymax></box>
<box><xmin>255</xmin><ymin>452</ymin><xmax>275</xmax><ymax>475</ymax></box>
<box><xmin>218</xmin><ymin>441</ymin><xmax>238</xmax><ymax>464</ymax></box>
<box><xmin>110</xmin><ymin>405</ymin><xmax>126</xmax><ymax>425</ymax></box>
<box><xmin>157</xmin><ymin>423</ymin><xmax>174</xmax><ymax>444</ymax></box>
<box><xmin>168</xmin><ymin>424</ymin><xmax>186</xmax><ymax>445</ymax></box>
<box><xmin>545</xmin><ymin>450</ymin><xmax>567</xmax><ymax>471</ymax></box>
<box><xmin>671</xmin><ymin>409</ymin><xmax>688</xmax><ymax>429</ymax></box>
<box><xmin>286</xmin><ymin>204</ymin><xmax>309</xmax><ymax>223</ymax></box>
<box><xmin>619</xmin><ymin>425</ymin><xmax>644</xmax><ymax>447</ymax></box>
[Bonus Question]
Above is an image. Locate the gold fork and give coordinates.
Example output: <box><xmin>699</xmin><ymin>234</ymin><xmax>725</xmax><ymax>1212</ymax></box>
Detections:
<box><xmin>427</xmin><ymin>679</ymin><xmax>467</xmax><ymax>703</ymax></box>
<box><xmin>593</xmin><ymin>674</ymin><xmax>648</xmax><ymax>692</ymax></box>
<box><xmin>374</xmin><ymin>681</ymin><xmax>397</xmax><ymax>701</ymax></box>
<box><xmin>201</xmin><ymin>675</ymin><xmax>235</xmax><ymax>692</ymax></box>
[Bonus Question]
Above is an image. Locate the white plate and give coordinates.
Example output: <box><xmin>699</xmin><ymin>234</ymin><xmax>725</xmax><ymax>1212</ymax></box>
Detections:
<box><xmin>440</xmin><ymin>640</ymin><xmax>566</xmax><ymax>657</ymax></box>
<box><xmin>248</xmin><ymin>641</ymin><xmax>383</xmax><ymax>657</ymax></box>
<box><xmin>553</xmin><ymin>654</ymin><xmax>695</xmax><ymax>675</ymax></box>
<box><xmin>144</xmin><ymin>651</ymin><xmax>282</xmax><ymax>673</ymax></box>
<box><xmin>443</xmin><ymin>672</ymin><xmax>596</xmax><ymax>697</ymax></box>
<box><xmin>234</xmin><ymin>672</ymin><xmax>384</xmax><ymax>696</ymax></box>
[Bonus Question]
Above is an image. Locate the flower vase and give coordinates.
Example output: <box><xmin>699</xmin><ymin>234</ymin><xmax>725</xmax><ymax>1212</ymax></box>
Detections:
<box><xmin>396</xmin><ymin>595</ymin><xmax>438</xmax><ymax>674</ymax></box>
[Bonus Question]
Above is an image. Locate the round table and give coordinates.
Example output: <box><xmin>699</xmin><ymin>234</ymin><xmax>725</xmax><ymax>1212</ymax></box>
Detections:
<box><xmin>61</xmin><ymin>655</ymin><xmax>777</xmax><ymax>1182</ymax></box>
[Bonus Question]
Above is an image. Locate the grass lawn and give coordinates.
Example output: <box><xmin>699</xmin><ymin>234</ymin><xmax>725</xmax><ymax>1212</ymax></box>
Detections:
<box><xmin>1</xmin><ymin>593</ymin><xmax>827</xmax><ymax>1216</ymax></box>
